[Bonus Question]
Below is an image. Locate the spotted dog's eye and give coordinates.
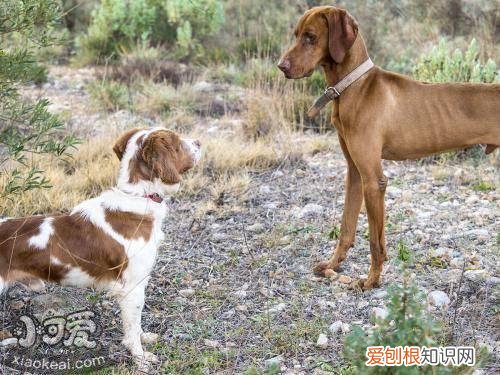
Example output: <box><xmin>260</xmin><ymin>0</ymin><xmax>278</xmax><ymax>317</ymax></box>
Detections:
<box><xmin>303</xmin><ymin>32</ymin><xmax>316</xmax><ymax>44</ymax></box>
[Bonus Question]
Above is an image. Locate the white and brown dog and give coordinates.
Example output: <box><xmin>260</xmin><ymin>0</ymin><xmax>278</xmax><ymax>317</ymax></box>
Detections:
<box><xmin>0</xmin><ymin>127</ymin><xmax>201</xmax><ymax>365</ymax></box>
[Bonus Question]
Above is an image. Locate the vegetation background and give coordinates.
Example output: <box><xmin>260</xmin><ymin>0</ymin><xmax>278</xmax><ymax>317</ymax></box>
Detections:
<box><xmin>0</xmin><ymin>1</ymin><xmax>498</xmax><ymax>374</ymax></box>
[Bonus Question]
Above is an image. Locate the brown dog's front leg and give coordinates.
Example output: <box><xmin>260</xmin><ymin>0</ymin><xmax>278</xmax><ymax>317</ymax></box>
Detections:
<box><xmin>314</xmin><ymin>136</ymin><xmax>363</xmax><ymax>276</ymax></box>
<box><xmin>358</xmin><ymin>172</ymin><xmax>387</xmax><ymax>289</ymax></box>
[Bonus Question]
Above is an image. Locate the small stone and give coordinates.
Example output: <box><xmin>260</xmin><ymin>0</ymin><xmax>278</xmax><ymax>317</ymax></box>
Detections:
<box><xmin>329</xmin><ymin>321</ymin><xmax>343</xmax><ymax>334</ymax></box>
<box><xmin>324</xmin><ymin>269</ymin><xmax>338</xmax><ymax>280</ymax></box>
<box><xmin>373</xmin><ymin>290</ymin><xmax>388</xmax><ymax>299</ymax></box>
<box><xmin>265</xmin><ymin>355</ymin><xmax>284</xmax><ymax>368</ymax></box>
<box><xmin>370</xmin><ymin>307</ymin><xmax>388</xmax><ymax>322</ymax></box>
<box><xmin>267</xmin><ymin>303</ymin><xmax>287</xmax><ymax>314</ymax></box>
<box><xmin>203</xmin><ymin>339</ymin><xmax>219</xmax><ymax>348</ymax></box>
<box><xmin>316</xmin><ymin>333</ymin><xmax>328</xmax><ymax>348</ymax></box>
<box><xmin>293</xmin><ymin>203</ymin><xmax>324</xmax><ymax>219</ymax></box>
<box><xmin>259</xmin><ymin>185</ymin><xmax>272</xmax><ymax>194</ymax></box>
<box><xmin>427</xmin><ymin>290</ymin><xmax>450</xmax><ymax>308</ymax></box>
<box><xmin>235</xmin><ymin>304</ymin><xmax>248</xmax><ymax>312</ymax></box>
<box><xmin>464</xmin><ymin>269</ymin><xmax>489</xmax><ymax>283</ymax></box>
<box><xmin>233</xmin><ymin>290</ymin><xmax>247</xmax><ymax>299</ymax></box>
<box><xmin>247</xmin><ymin>223</ymin><xmax>265</xmax><ymax>233</ymax></box>
<box><xmin>338</xmin><ymin>275</ymin><xmax>352</xmax><ymax>284</ymax></box>
<box><xmin>179</xmin><ymin>288</ymin><xmax>195</xmax><ymax>298</ymax></box>
<box><xmin>341</xmin><ymin>323</ymin><xmax>351</xmax><ymax>334</ymax></box>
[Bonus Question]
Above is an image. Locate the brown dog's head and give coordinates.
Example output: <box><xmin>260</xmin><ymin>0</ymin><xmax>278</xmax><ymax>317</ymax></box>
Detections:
<box><xmin>277</xmin><ymin>6</ymin><xmax>358</xmax><ymax>78</ymax></box>
<box><xmin>113</xmin><ymin>127</ymin><xmax>201</xmax><ymax>196</ymax></box>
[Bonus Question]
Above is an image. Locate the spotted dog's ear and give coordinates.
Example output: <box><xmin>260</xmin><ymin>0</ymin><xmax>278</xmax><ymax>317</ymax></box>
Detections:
<box><xmin>141</xmin><ymin>131</ymin><xmax>181</xmax><ymax>184</ymax></box>
<box><xmin>113</xmin><ymin>128</ymin><xmax>142</xmax><ymax>160</ymax></box>
<box><xmin>326</xmin><ymin>8</ymin><xmax>358</xmax><ymax>64</ymax></box>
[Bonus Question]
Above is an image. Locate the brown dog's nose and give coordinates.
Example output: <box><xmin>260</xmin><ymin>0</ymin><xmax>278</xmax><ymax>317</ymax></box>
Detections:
<box><xmin>194</xmin><ymin>140</ymin><xmax>201</xmax><ymax>148</ymax></box>
<box><xmin>277</xmin><ymin>59</ymin><xmax>291</xmax><ymax>73</ymax></box>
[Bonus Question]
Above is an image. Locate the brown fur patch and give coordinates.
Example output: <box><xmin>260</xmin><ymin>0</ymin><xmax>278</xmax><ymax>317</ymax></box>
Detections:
<box><xmin>0</xmin><ymin>214</ymin><xmax>128</xmax><ymax>285</ymax></box>
<box><xmin>104</xmin><ymin>208</ymin><xmax>153</xmax><ymax>241</ymax></box>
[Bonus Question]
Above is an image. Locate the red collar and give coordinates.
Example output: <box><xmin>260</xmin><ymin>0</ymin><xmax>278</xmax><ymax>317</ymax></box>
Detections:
<box><xmin>144</xmin><ymin>193</ymin><xmax>163</xmax><ymax>203</ymax></box>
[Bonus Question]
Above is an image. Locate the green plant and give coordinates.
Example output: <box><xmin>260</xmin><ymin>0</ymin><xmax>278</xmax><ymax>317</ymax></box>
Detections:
<box><xmin>87</xmin><ymin>80</ymin><xmax>130</xmax><ymax>112</ymax></box>
<box><xmin>413</xmin><ymin>38</ymin><xmax>497</xmax><ymax>83</ymax></box>
<box><xmin>0</xmin><ymin>0</ymin><xmax>78</xmax><ymax>198</ymax></box>
<box><xmin>344</xmin><ymin>275</ymin><xmax>447</xmax><ymax>374</ymax></box>
<box><xmin>397</xmin><ymin>240</ymin><xmax>411</xmax><ymax>262</ymax></box>
<box><xmin>77</xmin><ymin>0</ymin><xmax>223</xmax><ymax>64</ymax></box>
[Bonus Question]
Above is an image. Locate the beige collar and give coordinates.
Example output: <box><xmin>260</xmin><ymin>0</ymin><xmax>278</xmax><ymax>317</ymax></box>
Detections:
<box><xmin>307</xmin><ymin>58</ymin><xmax>374</xmax><ymax>118</ymax></box>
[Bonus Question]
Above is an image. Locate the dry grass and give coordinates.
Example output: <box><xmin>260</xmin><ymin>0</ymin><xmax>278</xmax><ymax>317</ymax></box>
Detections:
<box><xmin>1</xmin><ymin>125</ymin><xmax>335</xmax><ymax>218</ymax></box>
<box><xmin>1</xmin><ymin>135</ymin><xmax>119</xmax><ymax>217</ymax></box>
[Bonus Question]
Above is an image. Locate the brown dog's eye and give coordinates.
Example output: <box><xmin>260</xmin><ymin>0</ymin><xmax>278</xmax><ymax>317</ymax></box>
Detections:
<box><xmin>303</xmin><ymin>32</ymin><xmax>316</xmax><ymax>44</ymax></box>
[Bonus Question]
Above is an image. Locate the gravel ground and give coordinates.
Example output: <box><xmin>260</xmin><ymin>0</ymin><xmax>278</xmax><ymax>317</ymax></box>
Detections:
<box><xmin>1</xmin><ymin>67</ymin><xmax>499</xmax><ymax>374</ymax></box>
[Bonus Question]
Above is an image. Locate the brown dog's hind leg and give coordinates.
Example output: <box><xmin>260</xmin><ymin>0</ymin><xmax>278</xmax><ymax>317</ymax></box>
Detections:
<box><xmin>314</xmin><ymin>136</ymin><xmax>363</xmax><ymax>276</ymax></box>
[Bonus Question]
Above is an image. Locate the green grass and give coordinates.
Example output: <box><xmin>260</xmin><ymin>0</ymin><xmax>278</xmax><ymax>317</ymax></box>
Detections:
<box><xmin>471</xmin><ymin>180</ymin><xmax>495</xmax><ymax>192</ymax></box>
<box><xmin>396</xmin><ymin>240</ymin><xmax>411</xmax><ymax>262</ymax></box>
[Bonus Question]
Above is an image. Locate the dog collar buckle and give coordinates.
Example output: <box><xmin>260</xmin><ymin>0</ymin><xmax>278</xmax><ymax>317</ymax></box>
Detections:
<box><xmin>307</xmin><ymin>58</ymin><xmax>374</xmax><ymax>118</ymax></box>
<box><xmin>325</xmin><ymin>86</ymin><xmax>340</xmax><ymax>99</ymax></box>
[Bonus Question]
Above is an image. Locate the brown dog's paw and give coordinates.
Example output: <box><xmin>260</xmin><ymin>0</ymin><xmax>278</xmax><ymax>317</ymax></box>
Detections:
<box><xmin>313</xmin><ymin>261</ymin><xmax>333</xmax><ymax>277</ymax></box>
<box><xmin>350</xmin><ymin>278</ymin><xmax>381</xmax><ymax>290</ymax></box>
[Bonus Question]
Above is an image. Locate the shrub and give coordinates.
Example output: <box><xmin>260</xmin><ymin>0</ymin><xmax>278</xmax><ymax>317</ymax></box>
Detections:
<box><xmin>87</xmin><ymin>80</ymin><xmax>130</xmax><ymax>112</ymax></box>
<box><xmin>77</xmin><ymin>0</ymin><xmax>223</xmax><ymax>64</ymax></box>
<box><xmin>344</xmin><ymin>275</ymin><xmax>447</xmax><ymax>374</ymax></box>
<box><xmin>413</xmin><ymin>38</ymin><xmax>497</xmax><ymax>83</ymax></box>
<box><xmin>0</xmin><ymin>0</ymin><xmax>78</xmax><ymax>199</ymax></box>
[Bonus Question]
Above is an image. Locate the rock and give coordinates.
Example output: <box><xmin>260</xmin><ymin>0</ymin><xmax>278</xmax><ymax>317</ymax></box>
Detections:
<box><xmin>324</xmin><ymin>269</ymin><xmax>338</xmax><ymax>280</ymax></box>
<box><xmin>267</xmin><ymin>303</ymin><xmax>287</xmax><ymax>314</ymax></box>
<box><xmin>203</xmin><ymin>339</ymin><xmax>219</xmax><ymax>348</ymax></box>
<box><xmin>265</xmin><ymin>355</ymin><xmax>284</xmax><ymax>368</ymax></box>
<box><xmin>233</xmin><ymin>290</ymin><xmax>247</xmax><ymax>299</ymax></box>
<box><xmin>464</xmin><ymin>229</ymin><xmax>489</xmax><ymax>242</ymax></box>
<box><xmin>259</xmin><ymin>185</ymin><xmax>272</xmax><ymax>194</ymax></box>
<box><xmin>464</xmin><ymin>269</ymin><xmax>489</xmax><ymax>283</ymax></box>
<box><xmin>370</xmin><ymin>307</ymin><xmax>388</xmax><ymax>322</ymax></box>
<box><xmin>316</xmin><ymin>333</ymin><xmax>328</xmax><ymax>348</ymax></box>
<box><xmin>293</xmin><ymin>203</ymin><xmax>324</xmax><ymax>219</ymax></box>
<box><xmin>373</xmin><ymin>290</ymin><xmax>388</xmax><ymax>299</ymax></box>
<box><xmin>341</xmin><ymin>323</ymin><xmax>351</xmax><ymax>334</ymax></box>
<box><xmin>427</xmin><ymin>290</ymin><xmax>450</xmax><ymax>308</ymax></box>
<box><xmin>433</xmin><ymin>247</ymin><xmax>452</xmax><ymax>259</ymax></box>
<box><xmin>273</xmin><ymin>170</ymin><xmax>284</xmax><ymax>178</ymax></box>
<box><xmin>338</xmin><ymin>275</ymin><xmax>352</xmax><ymax>284</ymax></box>
<box><xmin>211</xmin><ymin>232</ymin><xmax>228</xmax><ymax>241</ymax></box>
<box><xmin>247</xmin><ymin>223</ymin><xmax>265</xmax><ymax>233</ymax></box>
<box><xmin>329</xmin><ymin>321</ymin><xmax>343</xmax><ymax>334</ymax></box>
<box><xmin>193</xmin><ymin>81</ymin><xmax>214</xmax><ymax>92</ymax></box>
<box><xmin>235</xmin><ymin>304</ymin><xmax>248</xmax><ymax>312</ymax></box>
<box><xmin>179</xmin><ymin>288</ymin><xmax>195</xmax><ymax>298</ymax></box>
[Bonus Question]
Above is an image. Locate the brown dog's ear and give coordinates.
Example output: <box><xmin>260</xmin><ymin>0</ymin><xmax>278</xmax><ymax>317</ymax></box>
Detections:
<box><xmin>326</xmin><ymin>9</ymin><xmax>358</xmax><ymax>64</ymax></box>
<box><xmin>141</xmin><ymin>132</ymin><xmax>181</xmax><ymax>184</ymax></box>
<box><xmin>113</xmin><ymin>128</ymin><xmax>142</xmax><ymax>160</ymax></box>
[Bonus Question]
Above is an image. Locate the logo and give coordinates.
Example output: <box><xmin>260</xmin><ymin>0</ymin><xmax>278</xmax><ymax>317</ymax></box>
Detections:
<box><xmin>1</xmin><ymin>309</ymin><xmax>107</xmax><ymax>373</ymax></box>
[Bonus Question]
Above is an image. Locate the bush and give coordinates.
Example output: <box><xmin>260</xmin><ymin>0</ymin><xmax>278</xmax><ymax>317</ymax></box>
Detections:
<box><xmin>0</xmin><ymin>0</ymin><xmax>78</xmax><ymax>198</ymax></box>
<box><xmin>77</xmin><ymin>0</ymin><xmax>223</xmax><ymax>64</ymax></box>
<box><xmin>344</xmin><ymin>275</ymin><xmax>447</xmax><ymax>374</ymax></box>
<box><xmin>413</xmin><ymin>38</ymin><xmax>497</xmax><ymax>83</ymax></box>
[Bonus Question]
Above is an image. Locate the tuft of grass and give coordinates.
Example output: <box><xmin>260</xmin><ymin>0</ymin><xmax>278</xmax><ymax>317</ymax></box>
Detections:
<box><xmin>87</xmin><ymin>79</ymin><xmax>130</xmax><ymax>112</ymax></box>
<box><xmin>471</xmin><ymin>180</ymin><xmax>495</xmax><ymax>192</ymax></box>
<box><xmin>396</xmin><ymin>240</ymin><xmax>411</xmax><ymax>262</ymax></box>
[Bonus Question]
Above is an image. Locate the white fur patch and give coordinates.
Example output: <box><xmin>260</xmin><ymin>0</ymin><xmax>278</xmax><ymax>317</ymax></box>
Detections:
<box><xmin>61</xmin><ymin>267</ymin><xmax>95</xmax><ymax>288</ymax></box>
<box><xmin>0</xmin><ymin>217</ymin><xmax>9</xmax><ymax>224</ymax></box>
<box><xmin>28</xmin><ymin>217</ymin><xmax>54</xmax><ymax>250</ymax></box>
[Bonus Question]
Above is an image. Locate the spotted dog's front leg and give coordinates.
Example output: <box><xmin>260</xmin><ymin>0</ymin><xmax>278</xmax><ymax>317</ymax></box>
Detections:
<box><xmin>118</xmin><ymin>285</ymin><xmax>159</xmax><ymax>366</ymax></box>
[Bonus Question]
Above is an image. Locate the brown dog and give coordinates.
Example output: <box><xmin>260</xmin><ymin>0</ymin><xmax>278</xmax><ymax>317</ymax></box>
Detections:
<box><xmin>278</xmin><ymin>6</ymin><xmax>499</xmax><ymax>289</ymax></box>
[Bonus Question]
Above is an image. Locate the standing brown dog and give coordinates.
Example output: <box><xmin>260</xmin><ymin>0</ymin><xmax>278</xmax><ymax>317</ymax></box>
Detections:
<box><xmin>278</xmin><ymin>6</ymin><xmax>499</xmax><ymax>289</ymax></box>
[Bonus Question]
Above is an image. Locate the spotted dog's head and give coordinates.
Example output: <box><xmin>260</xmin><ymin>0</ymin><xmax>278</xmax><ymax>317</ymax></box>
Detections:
<box><xmin>113</xmin><ymin>127</ymin><xmax>201</xmax><ymax>196</ymax></box>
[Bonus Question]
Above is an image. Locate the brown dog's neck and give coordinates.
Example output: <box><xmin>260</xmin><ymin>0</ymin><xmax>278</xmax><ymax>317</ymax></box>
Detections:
<box><xmin>323</xmin><ymin>34</ymin><xmax>370</xmax><ymax>86</ymax></box>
